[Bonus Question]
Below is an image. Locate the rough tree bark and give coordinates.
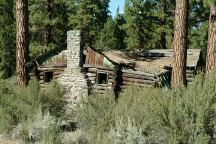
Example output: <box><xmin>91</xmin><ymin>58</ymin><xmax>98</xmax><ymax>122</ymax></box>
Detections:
<box><xmin>16</xmin><ymin>0</ymin><xmax>29</xmax><ymax>86</ymax></box>
<box><xmin>206</xmin><ymin>4</ymin><xmax>216</xmax><ymax>74</ymax></box>
<box><xmin>171</xmin><ymin>0</ymin><xmax>189</xmax><ymax>88</ymax></box>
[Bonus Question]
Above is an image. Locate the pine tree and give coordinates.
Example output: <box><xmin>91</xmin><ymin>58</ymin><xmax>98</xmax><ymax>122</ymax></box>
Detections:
<box><xmin>0</xmin><ymin>0</ymin><xmax>16</xmax><ymax>79</ymax></box>
<box><xmin>188</xmin><ymin>1</ymin><xmax>208</xmax><ymax>45</ymax></box>
<box><xmin>171</xmin><ymin>0</ymin><xmax>189</xmax><ymax>88</ymax></box>
<box><xmin>29</xmin><ymin>0</ymin><xmax>68</xmax><ymax>57</ymax></box>
<box><xmin>114</xmin><ymin>7</ymin><xmax>126</xmax><ymax>49</ymax></box>
<box><xmin>154</xmin><ymin>0</ymin><xmax>175</xmax><ymax>49</ymax></box>
<box><xmin>16</xmin><ymin>0</ymin><xmax>30</xmax><ymax>86</ymax></box>
<box><xmin>206</xmin><ymin>1</ymin><xmax>216</xmax><ymax>74</ymax></box>
<box><xmin>68</xmin><ymin>0</ymin><xmax>110</xmax><ymax>46</ymax></box>
<box><xmin>94</xmin><ymin>17</ymin><xmax>118</xmax><ymax>50</ymax></box>
<box><xmin>123</xmin><ymin>0</ymin><xmax>156</xmax><ymax>50</ymax></box>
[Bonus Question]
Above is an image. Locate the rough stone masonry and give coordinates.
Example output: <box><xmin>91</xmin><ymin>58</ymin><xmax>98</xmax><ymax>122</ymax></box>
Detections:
<box><xmin>58</xmin><ymin>30</ymin><xmax>88</xmax><ymax>109</ymax></box>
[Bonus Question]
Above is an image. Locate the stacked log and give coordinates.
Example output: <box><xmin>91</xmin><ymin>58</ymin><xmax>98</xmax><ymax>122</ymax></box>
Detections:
<box><xmin>35</xmin><ymin>66</ymin><xmax>65</xmax><ymax>84</ymax></box>
<box><xmin>121</xmin><ymin>70</ymin><xmax>160</xmax><ymax>89</ymax></box>
<box><xmin>84</xmin><ymin>65</ymin><xmax>115</xmax><ymax>92</ymax></box>
<box><xmin>186</xmin><ymin>69</ymin><xmax>195</xmax><ymax>83</ymax></box>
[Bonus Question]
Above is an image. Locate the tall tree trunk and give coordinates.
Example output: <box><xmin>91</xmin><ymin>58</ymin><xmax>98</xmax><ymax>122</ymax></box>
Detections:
<box><xmin>171</xmin><ymin>0</ymin><xmax>189</xmax><ymax>88</ymax></box>
<box><xmin>44</xmin><ymin>0</ymin><xmax>52</xmax><ymax>50</ymax></box>
<box><xmin>206</xmin><ymin>4</ymin><xmax>216</xmax><ymax>74</ymax></box>
<box><xmin>160</xmin><ymin>0</ymin><xmax>167</xmax><ymax>49</ymax></box>
<box><xmin>16</xmin><ymin>0</ymin><xmax>29</xmax><ymax>86</ymax></box>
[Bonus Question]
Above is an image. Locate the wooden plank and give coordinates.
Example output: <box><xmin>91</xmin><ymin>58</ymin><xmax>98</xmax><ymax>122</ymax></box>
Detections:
<box><xmin>94</xmin><ymin>85</ymin><xmax>112</xmax><ymax>90</ymax></box>
<box><xmin>121</xmin><ymin>83</ymin><xmax>153</xmax><ymax>89</ymax></box>
<box><xmin>88</xmin><ymin>77</ymin><xmax>96</xmax><ymax>81</ymax></box>
<box><xmin>122</xmin><ymin>70</ymin><xmax>156</xmax><ymax>77</ymax></box>
<box><xmin>122</xmin><ymin>80</ymin><xmax>156</xmax><ymax>86</ymax></box>
<box><xmin>186</xmin><ymin>73</ymin><xmax>194</xmax><ymax>78</ymax></box>
<box><xmin>53</xmin><ymin>71</ymin><xmax>64</xmax><ymax>75</ymax></box>
<box><xmin>122</xmin><ymin>73</ymin><xmax>158</xmax><ymax>81</ymax></box>
<box><xmin>84</xmin><ymin>64</ymin><xmax>114</xmax><ymax>71</ymax></box>
<box><xmin>87</xmin><ymin>73</ymin><xmax>96</xmax><ymax>77</ymax></box>
<box><xmin>88</xmin><ymin>68</ymin><xmax>97</xmax><ymax>72</ymax></box>
<box><xmin>123</xmin><ymin>77</ymin><xmax>158</xmax><ymax>85</ymax></box>
<box><xmin>38</xmin><ymin>67</ymin><xmax>65</xmax><ymax>71</ymax></box>
<box><xmin>108</xmin><ymin>79</ymin><xmax>115</xmax><ymax>83</ymax></box>
<box><xmin>187</xmin><ymin>77</ymin><xmax>194</xmax><ymax>82</ymax></box>
<box><xmin>108</xmin><ymin>74</ymin><xmax>115</xmax><ymax>78</ymax></box>
<box><xmin>88</xmin><ymin>68</ymin><xmax>114</xmax><ymax>75</ymax></box>
<box><xmin>186</xmin><ymin>70</ymin><xmax>194</xmax><ymax>73</ymax></box>
<box><xmin>52</xmin><ymin>64</ymin><xmax>66</xmax><ymax>68</ymax></box>
<box><xmin>53</xmin><ymin>75</ymin><xmax>59</xmax><ymax>79</ymax></box>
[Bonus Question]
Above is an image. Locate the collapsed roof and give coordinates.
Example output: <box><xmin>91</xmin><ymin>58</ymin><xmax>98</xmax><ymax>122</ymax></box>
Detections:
<box><xmin>102</xmin><ymin>49</ymin><xmax>201</xmax><ymax>75</ymax></box>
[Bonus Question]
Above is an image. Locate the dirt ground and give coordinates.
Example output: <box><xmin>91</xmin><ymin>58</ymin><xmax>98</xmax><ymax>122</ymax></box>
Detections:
<box><xmin>0</xmin><ymin>137</ymin><xmax>20</xmax><ymax>144</ymax></box>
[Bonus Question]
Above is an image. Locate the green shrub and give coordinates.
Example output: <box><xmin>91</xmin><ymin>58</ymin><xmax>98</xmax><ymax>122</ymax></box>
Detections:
<box><xmin>0</xmin><ymin>79</ymin><xmax>67</xmax><ymax>140</ymax></box>
<box><xmin>12</xmin><ymin>108</ymin><xmax>61</xmax><ymax>144</ymax></box>
<box><xmin>74</xmin><ymin>87</ymin><xmax>169</xmax><ymax>144</ymax></box>
<box><xmin>2</xmin><ymin>73</ymin><xmax>216</xmax><ymax>143</ymax></box>
<box><xmin>150</xmin><ymin>74</ymin><xmax>216</xmax><ymax>143</ymax></box>
<box><xmin>74</xmin><ymin>74</ymin><xmax>216</xmax><ymax>144</ymax></box>
<box><xmin>0</xmin><ymin>79</ymin><xmax>41</xmax><ymax>132</ymax></box>
<box><xmin>61</xmin><ymin>129</ymin><xmax>89</xmax><ymax>144</ymax></box>
<box><xmin>42</xmin><ymin>81</ymin><xmax>67</xmax><ymax>118</ymax></box>
<box><xmin>75</xmin><ymin>91</ymin><xmax>116</xmax><ymax>131</ymax></box>
<box><xmin>109</xmin><ymin>117</ymin><xmax>146</xmax><ymax>144</ymax></box>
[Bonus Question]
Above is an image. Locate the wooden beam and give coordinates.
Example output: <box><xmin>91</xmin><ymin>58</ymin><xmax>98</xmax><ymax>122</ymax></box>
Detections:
<box><xmin>122</xmin><ymin>73</ymin><xmax>158</xmax><ymax>81</ymax></box>
<box><xmin>122</xmin><ymin>70</ymin><xmax>156</xmax><ymax>77</ymax></box>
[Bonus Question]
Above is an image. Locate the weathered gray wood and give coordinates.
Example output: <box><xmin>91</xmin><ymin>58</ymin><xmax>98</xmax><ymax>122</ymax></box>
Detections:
<box><xmin>186</xmin><ymin>73</ymin><xmax>194</xmax><ymax>78</ymax></box>
<box><xmin>87</xmin><ymin>68</ymin><xmax>97</xmax><ymax>72</ymax></box>
<box><xmin>121</xmin><ymin>83</ymin><xmax>152</xmax><ymax>88</ymax></box>
<box><xmin>122</xmin><ymin>81</ymin><xmax>155</xmax><ymax>86</ymax></box>
<box><xmin>122</xmin><ymin>70</ymin><xmax>156</xmax><ymax>77</ymax></box>
<box><xmin>88</xmin><ymin>68</ymin><xmax>114</xmax><ymax>75</ymax></box>
<box><xmin>53</xmin><ymin>71</ymin><xmax>64</xmax><ymax>75</ymax></box>
<box><xmin>38</xmin><ymin>67</ymin><xmax>65</xmax><ymax>71</ymax></box>
<box><xmin>122</xmin><ymin>73</ymin><xmax>158</xmax><ymax>81</ymax></box>
<box><xmin>123</xmin><ymin>77</ymin><xmax>157</xmax><ymax>84</ymax></box>
<box><xmin>108</xmin><ymin>79</ymin><xmax>115</xmax><ymax>83</ymax></box>
<box><xmin>87</xmin><ymin>73</ymin><xmax>96</xmax><ymax>77</ymax></box>
<box><xmin>187</xmin><ymin>77</ymin><xmax>194</xmax><ymax>82</ymax></box>
<box><xmin>39</xmin><ymin>76</ymin><xmax>44</xmax><ymax>80</ymax></box>
<box><xmin>88</xmin><ymin>76</ymin><xmax>96</xmax><ymax>81</ymax></box>
<box><xmin>84</xmin><ymin>64</ymin><xmax>114</xmax><ymax>71</ymax></box>
<box><xmin>186</xmin><ymin>70</ymin><xmax>195</xmax><ymax>74</ymax></box>
<box><xmin>94</xmin><ymin>85</ymin><xmax>112</xmax><ymax>90</ymax></box>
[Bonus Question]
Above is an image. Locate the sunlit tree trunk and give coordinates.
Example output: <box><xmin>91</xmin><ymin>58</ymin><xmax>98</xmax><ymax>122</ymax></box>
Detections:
<box><xmin>206</xmin><ymin>4</ymin><xmax>216</xmax><ymax>74</ymax></box>
<box><xmin>16</xmin><ymin>0</ymin><xmax>29</xmax><ymax>86</ymax></box>
<box><xmin>171</xmin><ymin>0</ymin><xmax>189</xmax><ymax>88</ymax></box>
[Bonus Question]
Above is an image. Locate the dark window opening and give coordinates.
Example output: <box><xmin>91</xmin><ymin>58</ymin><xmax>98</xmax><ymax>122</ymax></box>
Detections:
<box><xmin>97</xmin><ymin>72</ymin><xmax>108</xmax><ymax>84</ymax></box>
<box><xmin>83</xmin><ymin>54</ymin><xmax>86</xmax><ymax>65</ymax></box>
<box><xmin>44</xmin><ymin>71</ymin><xmax>53</xmax><ymax>82</ymax></box>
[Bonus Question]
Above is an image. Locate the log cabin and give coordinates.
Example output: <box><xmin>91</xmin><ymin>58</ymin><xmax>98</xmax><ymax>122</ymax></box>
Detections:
<box><xmin>29</xmin><ymin>30</ymin><xmax>201</xmax><ymax>96</ymax></box>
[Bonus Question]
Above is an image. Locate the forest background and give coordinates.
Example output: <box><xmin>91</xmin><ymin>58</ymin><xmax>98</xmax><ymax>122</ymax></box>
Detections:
<box><xmin>0</xmin><ymin>0</ymin><xmax>209</xmax><ymax>79</ymax></box>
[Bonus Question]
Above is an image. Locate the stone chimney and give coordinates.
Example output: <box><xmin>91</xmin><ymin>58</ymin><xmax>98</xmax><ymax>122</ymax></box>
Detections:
<box><xmin>59</xmin><ymin>30</ymin><xmax>87</xmax><ymax>109</ymax></box>
<box><xmin>67</xmin><ymin>30</ymin><xmax>84</xmax><ymax>69</ymax></box>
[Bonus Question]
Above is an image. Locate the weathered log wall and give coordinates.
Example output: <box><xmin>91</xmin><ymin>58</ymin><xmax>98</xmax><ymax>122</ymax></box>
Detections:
<box><xmin>186</xmin><ymin>68</ymin><xmax>196</xmax><ymax>83</ymax></box>
<box><xmin>121</xmin><ymin>70</ymin><xmax>161</xmax><ymax>89</ymax></box>
<box><xmin>84</xmin><ymin>65</ymin><xmax>115</xmax><ymax>93</ymax></box>
<box><xmin>30</xmin><ymin>65</ymin><xmax>66</xmax><ymax>85</ymax></box>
